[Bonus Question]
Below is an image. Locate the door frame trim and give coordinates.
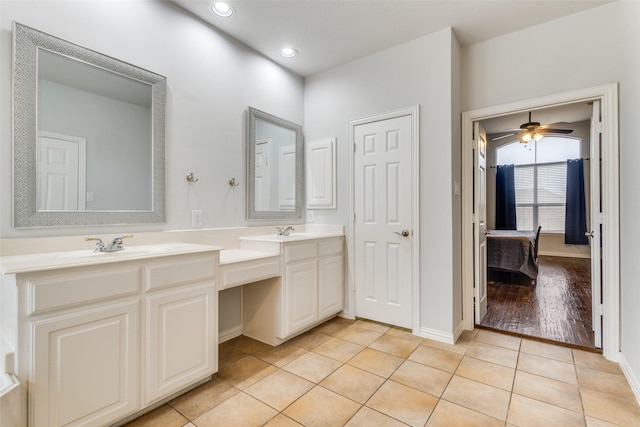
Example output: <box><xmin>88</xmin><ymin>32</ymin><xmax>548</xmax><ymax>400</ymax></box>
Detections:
<box><xmin>347</xmin><ymin>105</ymin><xmax>420</xmax><ymax>333</ymax></box>
<box><xmin>461</xmin><ymin>83</ymin><xmax>620</xmax><ymax>361</ymax></box>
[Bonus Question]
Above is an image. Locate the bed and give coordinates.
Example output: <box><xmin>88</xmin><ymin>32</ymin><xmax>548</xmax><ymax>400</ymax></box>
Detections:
<box><xmin>486</xmin><ymin>229</ymin><xmax>540</xmax><ymax>279</ymax></box>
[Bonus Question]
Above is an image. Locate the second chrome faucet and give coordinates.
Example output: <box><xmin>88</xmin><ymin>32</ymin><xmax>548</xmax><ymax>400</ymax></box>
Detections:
<box><xmin>275</xmin><ymin>226</ymin><xmax>295</xmax><ymax>237</ymax></box>
<box><xmin>86</xmin><ymin>235</ymin><xmax>133</xmax><ymax>252</ymax></box>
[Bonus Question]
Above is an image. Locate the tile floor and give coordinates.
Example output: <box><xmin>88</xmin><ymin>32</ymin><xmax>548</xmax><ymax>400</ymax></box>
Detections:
<box><xmin>125</xmin><ymin>317</ymin><xmax>640</xmax><ymax>427</ymax></box>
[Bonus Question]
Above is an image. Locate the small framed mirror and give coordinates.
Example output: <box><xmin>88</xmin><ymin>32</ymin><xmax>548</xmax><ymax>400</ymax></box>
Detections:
<box><xmin>13</xmin><ymin>23</ymin><xmax>166</xmax><ymax>228</ymax></box>
<box><xmin>246</xmin><ymin>107</ymin><xmax>303</xmax><ymax>220</ymax></box>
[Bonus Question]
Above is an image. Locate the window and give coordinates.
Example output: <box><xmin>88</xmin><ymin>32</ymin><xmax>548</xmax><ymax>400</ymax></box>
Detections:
<box><xmin>496</xmin><ymin>137</ymin><xmax>581</xmax><ymax>233</ymax></box>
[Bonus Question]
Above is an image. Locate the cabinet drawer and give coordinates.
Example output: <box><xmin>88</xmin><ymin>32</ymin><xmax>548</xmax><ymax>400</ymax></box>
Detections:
<box><xmin>318</xmin><ymin>238</ymin><xmax>343</xmax><ymax>256</ymax></box>
<box><xmin>219</xmin><ymin>257</ymin><xmax>281</xmax><ymax>290</ymax></box>
<box><xmin>284</xmin><ymin>242</ymin><xmax>318</xmax><ymax>263</ymax></box>
<box><xmin>146</xmin><ymin>253</ymin><xmax>217</xmax><ymax>291</ymax></box>
<box><xmin>27</xmin><ymin>266</ymin><xmax>140</xmax><ymax>315</ymax></box>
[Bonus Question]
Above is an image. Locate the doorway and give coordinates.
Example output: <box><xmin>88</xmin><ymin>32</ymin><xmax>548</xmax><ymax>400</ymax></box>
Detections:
<box><xmin>461</xmin><ymin>84</ymin><xmax>620</xmax><ymax>361</ymax></box>
<box><xmin>477</xmin><ymin>103</ymin><xmax>597</xmax><ymax>349</ymax></box>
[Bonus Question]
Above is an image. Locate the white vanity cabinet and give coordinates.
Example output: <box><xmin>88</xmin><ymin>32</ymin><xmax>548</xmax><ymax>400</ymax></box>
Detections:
<box><xmin>31</xmin><ymin>298</ymin><xmax>139</xmax><ymax>426</ymax></box>
<box><xmin>242</xmin><ymin>236</ymin><xmax>344</xmax><ymax>345</ymax></box>
<box><xmin>144</xmin><ymin>254</ymin><xmax>217</xmax><ymax>405</ymax></box>
<box><xmin>282</xmin><ymin>258</ymin><xmax>319</xmax><ymax>336</ymax></box>
<box><xmin>24</xmin><ymin>264</ymin><xmax>142</xmax><ymax>427</ymax></box>
<box><xmin>1</xmin><ymin>244</ymin><xmax>219</xmax><ymax>427</ymax></box>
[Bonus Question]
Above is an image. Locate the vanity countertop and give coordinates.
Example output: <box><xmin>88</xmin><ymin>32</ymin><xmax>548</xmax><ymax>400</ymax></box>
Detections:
<box><xmin>240</xmin><ymin>232</ymin><xmax>344</xmax><ymax>243</ymax></box>
<box><xmin>219</xmin><ymin>249</ymin><xmax>280</xmax><ymax>265</ymax></box>
<box><xmin>0</xmin><ymin>243</ymin><xmax>223</xmax><ymax>275</ymax></box>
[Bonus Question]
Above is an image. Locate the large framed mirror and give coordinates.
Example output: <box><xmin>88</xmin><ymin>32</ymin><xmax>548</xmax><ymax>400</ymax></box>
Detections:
<box><xmin>247</xmin><ymin>107</ymin><xmax>303</xmax><ymax>220</ymax></box>
<box><xmin>13</xmin><ymin>23</ymin><xmax>166</xmax><ymax>228</ymax></box>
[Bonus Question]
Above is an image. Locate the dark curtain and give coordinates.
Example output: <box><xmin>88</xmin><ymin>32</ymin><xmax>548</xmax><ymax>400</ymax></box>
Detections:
<box><xmin>565</xmin><ymin>159</ymin><xmax>589</xmax><ymax>245</ymax></box>
<box><xmin>495</xmin><ymin>164</ymin><xmax>517</xmax><ymax>230</ymax></box>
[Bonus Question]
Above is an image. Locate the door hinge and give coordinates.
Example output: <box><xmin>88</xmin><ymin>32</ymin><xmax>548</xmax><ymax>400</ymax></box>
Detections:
<box><xmin>353</xmin><ymin>142</ymin><xmax>356</xmax><ymax>153</ymax></box>
<box><xmin>594</xmin><ymin>120</ymin><xmax>603</xmax><ymax>134</ymax></box>
<box><xmin>595</xmin><ymin>303</ymin><xmax>604</xmax><ymax>316</ymax></box>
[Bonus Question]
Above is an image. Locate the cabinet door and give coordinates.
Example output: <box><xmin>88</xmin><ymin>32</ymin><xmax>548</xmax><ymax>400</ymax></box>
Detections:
<box><xmin>31</xmin><ymin>300</ymin><xmax>139</xmax><ymax>427</ymax></box>
<box><xmin>145</xmin><ymin>282</ymin><xmax>217</xmax><ymax>404</ymax></box>
<box><xmin>283</xmin><ymin>260</ymin><xmax>318</xmax><ymax>336</ymax></box>
<box><xmin>318</xmin><ymin>255</ymin><xmax>344</xmax><ymax>319</ymax></box>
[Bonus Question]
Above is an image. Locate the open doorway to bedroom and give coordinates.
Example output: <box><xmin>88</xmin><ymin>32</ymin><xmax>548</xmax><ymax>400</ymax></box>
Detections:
<box><xmin>462</xmin><ymin>85</ymin><xmax>620</xmax><ymax>360</ymax></box>
<box><xmin>478</xmin><ymin>104</ymin><xmax>596</xmax><ymax>349</ymax></box>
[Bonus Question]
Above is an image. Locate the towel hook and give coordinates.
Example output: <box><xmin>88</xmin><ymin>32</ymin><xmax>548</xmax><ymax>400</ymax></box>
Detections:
<box><xmin>186</xmin><ymin>172</ymin><xmax>199</xmax><ymax>183</ymax></box>
<box><xmin>229</xmin><ymin>178</ymin><xmax>240</xmax><ymax>187</ymax></box>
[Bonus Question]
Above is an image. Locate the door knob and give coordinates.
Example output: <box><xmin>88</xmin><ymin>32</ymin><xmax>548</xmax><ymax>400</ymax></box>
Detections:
<box><xmin>394</xmin><ymin>230</ymin><xmax>410</xmax><ymax>237</ymax></box>
<box><xmin>483</xmin><ymin>229</ymin><xmax>489</xmax><ymax>235</ymax></box>
<box><xmin>585</xmin><ymin>231</ymin><xmax>594</xmax><ymax>238</ymax></box>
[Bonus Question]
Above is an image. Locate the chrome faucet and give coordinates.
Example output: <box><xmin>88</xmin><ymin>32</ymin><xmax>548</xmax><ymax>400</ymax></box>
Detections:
<box><xmin>86</xmin><ymin>235</ymin><xmax>133</xmax><ymax>252</ymax></box>
<box><xmin>276</xmin><ymin>226</ymin><xmax>295</xmax><ymax>236</ymax></box>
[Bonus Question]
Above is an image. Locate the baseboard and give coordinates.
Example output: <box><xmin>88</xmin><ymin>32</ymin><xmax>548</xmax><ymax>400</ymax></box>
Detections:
<box><xmin>453</xmin><ymin>320</ymin><xmax>465</xmax><ymax>343</ymax></box>
<box><xmin>338</xmin><ymin>309</ymin><xmax>355</xmax><ymax>320</ymax></box>
<box><xmin>538</xmin><ymin>251</ymin><xmax>590</xmax><ymax>259</ymax></box>
<box><xmin>619</xmin><ymin>352</ymin><xmax>640</xmax><ymax>405</ymax></box>
<box><xmin>218</xmin><ymin>326</ymin><xmax>243</xmax><ymax>344</ymax></box>
<box><xmin>417</xmin><ymin>326</ymin><xmax>455</xmax><ymax>345</ymax></box>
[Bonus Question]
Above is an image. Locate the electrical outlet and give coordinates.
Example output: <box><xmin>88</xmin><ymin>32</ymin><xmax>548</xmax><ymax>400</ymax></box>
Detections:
<box><xmin>191</xmin><ymin>210</ymin><xmax>203</xmax><ymax>228</ymax></box>
<box><xmin>307</xmin><ymin>210</ymin><xmax>314</xmax><ymax>222</ymax></box>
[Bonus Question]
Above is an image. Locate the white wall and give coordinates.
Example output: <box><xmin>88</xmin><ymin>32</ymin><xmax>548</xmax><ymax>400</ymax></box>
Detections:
<box><xmin>463</xmin><ymin>1</ymin><xmax>640</xmax><ymax>395</ymax></box>
<box><xmin>0</xmin><ymin>0</ymin><xmax>304</xmax><ymax>238</ymax></box>
<box><xmin>304</xmin><ymin>28</ymin><xmax>462</xmax><ymax>339</ymax></box>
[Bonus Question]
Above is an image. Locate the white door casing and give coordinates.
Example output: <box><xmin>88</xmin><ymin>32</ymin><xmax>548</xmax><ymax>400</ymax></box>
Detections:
<box><xmin>473</xmin><ymin>122</ymin><xmax>488</xmax><ymax>323</ymax></box>
<box><xmin>37</xmin><ymin>131</ymin><xmax>86</xmax><ymax>211</ymax></box>
<box><xmin>254</xmin><ymin>138</ymin><xmax>271</xmax><ymax>211</ymax></box>
<box><xmin>351</xmin><ymin>109</ymin><xmax>417</xmax><ymax>329</ymax></box>
<box><xmin>589</xmin><ymin>99</ymin><xmax>603</xmax><ymax>349</ymax></box>
<box><xmin>461</xmin><ymin>84</ymin><xmax>619</xmax><ymax>360</ymax></box>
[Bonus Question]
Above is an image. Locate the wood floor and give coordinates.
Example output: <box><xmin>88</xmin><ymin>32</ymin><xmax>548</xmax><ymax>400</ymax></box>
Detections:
<box><xmin>480</xmin><ymin>255</ymin><xmax>596</xmax><ymax>350</ymax></box>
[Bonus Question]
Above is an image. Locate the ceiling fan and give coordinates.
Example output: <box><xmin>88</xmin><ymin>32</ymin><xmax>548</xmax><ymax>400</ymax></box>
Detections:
<box><xmin>491</xmin><ymin>111</ymin><xmax>573</xmax><ymax>143</ymax></box>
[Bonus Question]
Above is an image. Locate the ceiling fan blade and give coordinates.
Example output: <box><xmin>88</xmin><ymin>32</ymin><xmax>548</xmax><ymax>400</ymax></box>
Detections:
<box><xmin>540</xmin><ymin>128</ymin><xmax>573</xmax><ymax>134</ymax></box>
<box><xmin>491</xmin><ymin>133</ymin><xmax>517</xmax><ymax>141</ymax></box>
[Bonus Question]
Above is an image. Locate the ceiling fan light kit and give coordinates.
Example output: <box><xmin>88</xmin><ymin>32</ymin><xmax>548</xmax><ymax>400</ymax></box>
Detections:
<box><xmin>492</xmin><ymin>111</ymin><xmax>573</xmax><ymax>143</ymax></box>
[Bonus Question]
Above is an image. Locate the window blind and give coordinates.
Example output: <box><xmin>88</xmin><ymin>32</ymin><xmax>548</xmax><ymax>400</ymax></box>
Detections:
<box><xmin>514</xmin><ymin>162</ymin><xmax>567</xmax><ymax>232</ymax></box>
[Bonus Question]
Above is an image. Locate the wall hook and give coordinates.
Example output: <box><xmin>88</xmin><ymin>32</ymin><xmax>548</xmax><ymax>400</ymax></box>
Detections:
<box><xmin>229</xmin><ymin>178</ymin><xmax>240</xmax><ymax>187</ymax></box>
<box><xmin>186</xmin><ymin>172</ymin><xmax>199</xmax><ymax>183</ymax></box>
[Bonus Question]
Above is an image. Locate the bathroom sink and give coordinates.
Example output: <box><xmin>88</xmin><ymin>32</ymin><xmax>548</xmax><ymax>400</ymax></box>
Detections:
<box><xmin>241</xmin><ymin>232</ymin><xmax>343</xmax><ymax>242</ymax></box>
<box><xmin>56</xmin><ymin>244</ymin><xmax>179</xmax><ymax>259</ymax></box>
<box><xmin>1</xmin><ymin>243</ymin><xmax>224</xmax><ymax>275</ymax></box>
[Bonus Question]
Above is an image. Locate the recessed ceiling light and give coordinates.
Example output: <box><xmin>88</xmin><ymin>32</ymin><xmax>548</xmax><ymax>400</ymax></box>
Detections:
<box><xmin>210</xmin><ymin>2</ymin><xmax>234</xmax><ymax>17</ymax></box>
<box><xmin>279</xmin><ymin>48</ymin><xmax>298</xmax><ymax>58</ymax></box>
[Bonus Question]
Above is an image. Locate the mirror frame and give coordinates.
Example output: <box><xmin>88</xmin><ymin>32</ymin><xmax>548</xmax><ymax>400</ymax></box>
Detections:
<box><xmin>246</xmin><ymin>107</ymin><xmax>304</xmax><ymax>220</ymax></box>
<box><xmin>13</xmin><ymin>22</ymin><xmax>166</xmax><ymax>228</ymax></box>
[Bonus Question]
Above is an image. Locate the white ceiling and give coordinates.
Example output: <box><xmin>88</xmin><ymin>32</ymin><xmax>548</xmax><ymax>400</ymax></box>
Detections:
<box><xmin>172</xmin><ymin>0</ymin><xmax>611</xmax><ymax>77</ymax></box>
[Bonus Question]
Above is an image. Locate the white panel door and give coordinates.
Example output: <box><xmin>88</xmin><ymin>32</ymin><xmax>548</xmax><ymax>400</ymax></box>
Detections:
<box><xmin>474</xmin><ymin>122</ymin><xmax>488</xmax><ymax>323</ymax></box>
<box><xmin>32</xmin><ymin>301</ymin><xmax>139</xmax><ymax>427</ymax></box>
<box><xmin>278</xmin><ymin>144</ymin><xmax>296</xmax><ymax>211</ymax></box>
<box><xmin>255</xmin><ymin>138</ymin><xmax>271</xmax><ymax>211</ymax></box>
<box><xmin>354</xmin><ymin>115</ymin><xmax>412</xmax><ymax>328</ymax></box>
<box><xmin>145</xmin><ymin>282</ymin><xmax>217</xmax><ymax>404</ymax></box>
<box><xmin>37</xmin><ymin>132</ymin><xmax>86</xmax><ymax>211</ymax></box>
<box><xmin>589</xmin><ymin>100</ymin><xmax>603</xmax><ymax>349</ymax></box>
